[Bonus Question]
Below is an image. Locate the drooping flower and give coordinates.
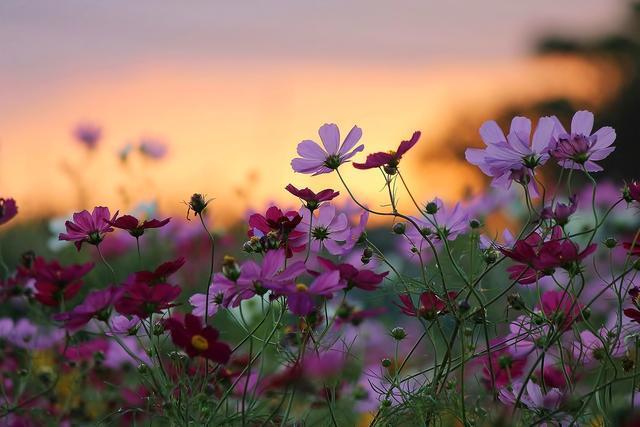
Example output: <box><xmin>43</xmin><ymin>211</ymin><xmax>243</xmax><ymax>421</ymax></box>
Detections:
<box><xmin>164</xmin><ymin>314</ymin><xmax>231</xmax><ymax>363</ymax></box>
<box><xmin>20</xmin><ymin>257</ymin><xmax>94</xmax><ymax>306</ymax></box>
<box><xmin>59</xmin><ymin>206</ymin><xmax>119</xmax><ymax>250</ymax></box>
<box><xmin>396</xmin><ymin>291</ymin><xmax>458</xmax><ymax>320</ymax></box>
<box><xmin>271</xmin><ymin>270</ymin><xmax>344</xmax><ymax>316</ymax></box>
<box><xmin>540</xmin><ymin>196</ymin><xmax>577</xmax><ymax>226</ymax></box>
<box><xmin>353</xmin><ymin>131</ymin><xmax>421</xmax><ymax>174</ymax></box>
<box><xmin>291</xmin><ymin>123</ymin><xmax>364</xmax><ymax>175</ymax></box>
<box><xmin>73</xmin><ymin>122</ymin><xmax>102</xmax><ymax>149</ymax></box>
<box><xmin>107</xmin><ymin>214</ymin><xmax>170</xmax><ymax>238</ymax></box>
<box><xmin>316</xmin><ymin>257</ymin><xmax>388</xmax><ymax>291</ymax></box>
<box><xmin>0</xmin><ymin>198</ymin><xmax>18</xmax><ymax>226</ymax></box>
<box><xmin>285</xmin><ymin>184</ymin><xmax>339</xmax><ymax>211</ymax></box>
<box><xmin>465</xmin><ymin>116</ymin><xmax>556</xmax><ymax>194</ymax></box>
<box><xmin>293</xmin><ymin>204</ymin><xmax>351</xmax><ymax>255</ymax></box>
<box><xmin>549</xmin><ymin>110</ymin><xmax>616</xmax><ymax>172</ymax></box>
<box><xmin>54</xmin><ymin>286</ymin><xmax>125</xmax><ymax>332</ymax></box>
<box><xmin>115</xmin><ymin>283</ymin><xmax>181</xmax><ymax>319</ymax></box>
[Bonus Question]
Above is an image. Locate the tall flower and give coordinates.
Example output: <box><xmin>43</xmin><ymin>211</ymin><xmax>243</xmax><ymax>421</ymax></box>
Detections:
<box><xmin>291</xmin><ymin>123</ymin><xmax>364</xmax><ymax>175</ymax></box>
<box><xmin>549</xmin><ymin>110</ymin><xmax>616</xmax><ymax>172</ymax></box>
<box><xmin>0</xmin><ymin>198</ymin><xmax>18</xmax><ymax>226</ymax></box>
<box><xmin>465</xmin><ymin>116</ymin><xmax>556</xmax><ymax>194</ymax></box>
<box><xmin>164</xmin><ymin>314</ymin><xmax>231</xmax><ymax>363</ymax></box>
<box><xmin>353</xmin><ymin>131</ymin><xmax>420</xmax><ymax>174</ymax></box>
<box><xmin>59</xmin><ymin>206</ymin><xmax>118</xmax><ymax>250</ymax></box>
<box><xmin>293</xmin><ymin>204</ymin><xmax>351</xmax><ymax>255</ymax></box>
<box><xmin>54</xmin><ymin>286</ymin><xmax>125</xmax><ymax>332</ymax></box>
<box><xmin>107</xmin><ymin>214</ymin><xmax>170</xmax><ymax>238</ymax></box>
<box><xmin>285</xmin><ymin>184</ymin><xmax>339</xmax><ymax>211</ymax></box>
<box><xmin>21</xmin><ymin>257</ymin><xmax>94</xmax><ymax>306</ymax></box>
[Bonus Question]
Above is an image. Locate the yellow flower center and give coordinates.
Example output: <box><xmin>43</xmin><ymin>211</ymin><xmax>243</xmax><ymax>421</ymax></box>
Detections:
<box><xmin>387</xmin><ymin>150</ymin><xmax>396</xmax><ymax>156</ymax></box>
<box><xmin>295</xmin><ymin>283</ymin><xmax>308</xmax><ymax>292</ymax></box>
<box><xmin>191</xmin><ymin>334</ymin><xmax>209</xmax><ymax>351</ymax></box>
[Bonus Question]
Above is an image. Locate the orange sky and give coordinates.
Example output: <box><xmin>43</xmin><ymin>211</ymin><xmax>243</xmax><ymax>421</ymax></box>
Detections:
<box><xmin>0</xmin><ymin>55</ymin><xmax>620</xmax><ymax>225</ymax></box>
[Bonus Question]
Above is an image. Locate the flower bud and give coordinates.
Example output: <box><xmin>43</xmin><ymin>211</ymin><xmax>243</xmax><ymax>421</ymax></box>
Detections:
<box><xmin>390</xmin><ymin>327</ymin><xmax>407</xmax><ymax>340</ymax></box>
<box><xmin>222</xmin><ymin>255</ymin><xmax>241</xmax><ymax>280</ymax></box>
<box><xmin>362</xmin><ymin>246</ymin><xmax>374</xmax><ymax>258</ymax></box>
<box><xmin>392</xmin><ymin>222</ymin><xmax>406</xmax><ymax>235</ymax></box>
<box><xmin>581</xmin><ymin>307</ymin><xmax>591</xmax><ymax>321</ymax></box>
<box><xmin>153</xmin><ymin>322</ymin><xmax>165</xmax><ymax>336</ymax></box>
<box><xmin>381</xmin><ymin>358</ymin><xmax>392</xmax><ymax>368</ymax></box>
<box><xmin>469</xmin><ymin>219</ymin><xmax>481</xmax><ymax>229</ymax></box>
<box><xmin>425</xmin><ymin>201</ymin><xmax>439</xmax><ymax>215</ymax></box>
<box><xmin>188</xmin><ymin>193</ymin><xmax>210</xmax><ymax>217</ymax></box>
<box><xmin>137</xmin><ymin>363</ymin><xmax>149</xmax><ymax>374</ymax></box>
<box><xmin>483</xmin><ymin>249</ymin><xmax>498</xmax><ymax>264</ymax></box>
<box><xmin>458</xmin><ymin>300</ymin><xmax>471</xmax><ymax>313</ymax></box>
<box><xmin>603</xmin><ymin>237</ymin><xmax>618</xmax><ymax>249</ymax></box>
<box><xmin>507</xmin><ymin>293</ymin><xmax>525</xmax><ymax>310</ymax></box>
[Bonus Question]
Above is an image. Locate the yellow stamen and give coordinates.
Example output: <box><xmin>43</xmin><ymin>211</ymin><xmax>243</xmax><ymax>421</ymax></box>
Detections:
<box><xmin>295</xmin><ymin>283</ymin><xmax>308</xmax><ymax>292</ymax></box>
<box><xmin>191</xmin><ymin>334</ymin><xmax>209</xmax><ymax>351</ymax></box>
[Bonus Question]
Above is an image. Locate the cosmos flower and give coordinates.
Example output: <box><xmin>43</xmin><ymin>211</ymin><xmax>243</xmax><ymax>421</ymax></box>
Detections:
<box><xmin>139</xmin><ymin>138</ymin><xmax>168</xmax><ymax>159</ymax></box>
<box><xmin>59</xmin><ymin>206</ymin><xmax>119</xmax><ymax>250</ymax></box>
<box><xmin>0</xmin><ymin>198</ymin><xmax>18</xmax><ymax>226</ymax></box>
<box><xmin>549</xmin><ymin>110</ymin><xmax>616</xmax><ymax>172</ymax></box>
<box><xmin>107</xmin><ymin>214</ymin><xmax>170</xmax><ymax>238</ymax></box>
<box><xmin>164</xmin><ymin>314</ymin><xmax>231</xmax><ymax>363</ymax></box>
<box><xmin>539</xmin><ymin>290</ymin><xmax>583</xmax><ymax>331</ymax></box>
<box><xmin>115</xmin><ymin>282</ymin><xmax>181</xmax><ymax>319</ymax></box>
<box><xmin>73</xmin><ymin>122</ymin><xmax>102</xmax><ymax>149</ymax></box>
<box><xmin>465</xmin><ymin>116</ymin><xmax>556</xmax><ymax>195</ymax></box>
<box><xmin>478</xmin><ymin>340</ymin><xmax>528</xmax><ymax>389</ymax></box>
<box><xmin>540</xmin><ymin>196</ymin><xmax>577</xmax><ymax>226</ymax></box>
<box><xmin>315</xmin><ymin>257</ymin><xmax>388</xmax><ymax>291</ymax></box>
<box><xmin>499</xmin><ymin>381</ymin><xmax>564</xmax><ymax>412</ymax></box>
<box><xmin>571</xmin><ymin>328</ymin><xmax>625</xmax><ymax>365</ymax></box>
<box><xmin>127</xmin><ymin>257</ymin><xmax>186</xmax><ymax>285</ymax></box>
<box><xmin>291</xmin><ymin>123</ymin><xmax>364</xmax><ymax>175</ymax></box>
<box><xmin>54</xmin><ymin>286</ymin><xmax>125</xmax><ymax>332</ymax></box>
<box><xmin>353</xmin><ymin>130</ymin><xmax>420</xmax><ymax>174</ymax></box>
<box><xmin>285</xmin><ymin>184</ymin><xmax>339</xmax><ymax>211</ymax></box>
<box><xmin>271</xmin><ymin>270</ymin><xmax>344</xmax><ymax>316</ymax></box>
<box><xmin>189</xmin><ymin>280</ymin><xmax>233</xmax><ymax>317</ymax></box>
<box><xmin>21</xmin><ymin>257</ymin><xmax>94</xmax><ymax>306</ymax></box>
<box><xmin>427</xmin><ymin>198</ymin><xmax>469</xmax><ymax>241</ymax></box>
<box><xmin>294</xmin><ymin>204</ymin><xmax>351</xmax><ymax>255</ymax></box>
<box><xmin>396</xmin><ymin>291</ymin><xmax>458</xmax><ymax>320</ymax></box>
<box><xmin>248</xmin><ymin>205</ymin><xmax>305</xmax><ymax>256</ymax></box>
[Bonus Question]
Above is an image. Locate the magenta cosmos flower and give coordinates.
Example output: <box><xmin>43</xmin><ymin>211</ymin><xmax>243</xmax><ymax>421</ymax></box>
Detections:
<box><xmin>59</xmin><ymin>206</ymin><xmax>118</xmax><ymax>250</ymax></box>
<box><xmin>549</xmin><ymin>110</ymin><xmax>616</xmax><ymax>172</ymax></box>
<box><xmin>115</xmin><ymin>282</ymin><xmax>181</xmax><ymax>319</ymax></box>
<box><xmin>271</xmin><ymin>270</ymin><xmax>344</xmax><ymax>316</ymax></box>
<box><xmin>465</xmin><ymin>116</ymin><xmax>556</xmax><ymax>194</ymax></box>
<box><xmin>316</xmin><ymin>257</ymin><xmax>388</xmax><ymax>291</ymax></box>
<box><xmin>21</xmin><ymin>257</ymin><xmax>94</xmax><ymax>306</ymax></box>
<box><xmin>353</xmin><ymin>130</ymin><xmax>420</xmax><ymax>174</ymax></box>
<box><xmin>396</xmin><ymin>291</ymin><xmax>458</xmax><ymax>320</ymax></box>
<box><xmin>0</xmin><ymin>198</ymin><xmax>17</xmax><ymax>226</ymax></box>
<box><xmin>291</xmin><ymin>123</ymin><xmax>364</xmax><ymax>175</ymax></box>
<box><xmin>107</xmin><ymin>214</ymin><xmax>170</xmax><ymax>238</ymax></box>
<box><xmin>54</xmin><ymin>286</ymin><xmax>125</xmax><ymax>332</ymax></box>
<box><xmin>294</xmin><ymin>204</ymin><xmax>351</xmax><ymax>255</ymax></box>
<box><xmin>73</xmin><ymin>122</ymin><xmax>102</xmax><ymax>149</ymax></box>
<box><xmin>285</xmin><ymin>184</ymin><xmax>339</xmax><ymax>211</ymax></box>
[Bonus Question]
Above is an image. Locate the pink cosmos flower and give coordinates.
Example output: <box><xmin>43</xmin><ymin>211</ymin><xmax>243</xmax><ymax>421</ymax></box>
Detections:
<box><xmin>59</xmin><ymin>206</ymin><xmax>119</xmax><ymax>250</ymax></box>
<box><xmin>465</xmin><ymin>116</ymin><xmax>556</xmax><ymax>195</ymax></box>
<box><xmin>478</xmin><ymin>339</ymin><xmax>528</xmax><ymax>389</ymax></box>
<box><xmin>315</xmin><ymin>257</ymin><xmax>388</xmax><ymax>291</ymax></box>
<box><xmin>20</xmin><ymin>257</ymin><xmax>94</xmax><ymax>306</ymax></box>
<box><xmin>271</xmin><ymin>270</ymin><xmax>344</xmax><ymax>316</ymax></box>
<box><xmin>539</xmin><ymin>290</ymin><xmax>583</xmax><ymax>331</ymax></box>
<box><xmin>73</xmin><ymin>122</ymin><xmax>102</xmax><ymax>149</ymax></box>
<box><xmin>139</xmin><ymin>138</ymin><xmax>168</xmax><ymax>159</ymax></box>
<box><xmin>428</xmin><ymin>198</ymin><xmax>469</xmax><ymax>241</ymax></box>
<box><xmin>293</xmin><ymin>204</ymin><xmax>351</xmax><ymax>255</ymax></box>
<box><xmin>248</xmin><ymin>205</ymin><xmax>305</xmax><ymax>256</ymax></box>
<box><xmin>396</xmin><ymin>291</ymin><xmax>458</xmax><ymax>320</ymax></box>
<box><xmin>353</xmin><ymin>131</ymin><xmax>420</xmax><ymax>173</ymax></box>
<box><xmin>571</xmin><ymin>328</ymin><xmax>625</xmax><ymax>365</ymax></box>
<box><xmin>54</xmin><ymin>286</ymin><xmax>125</xmax><ymax>332</ymax></box>
<box><xmin>291</xmin><ymin>123</ymin><xmax>364</xmax><ymax>175</ymax></box>
<box><xmin>285</xmin><ymin>184</ymin><xmax>339</xmax><ymax>211</ymax></box>
<box><xmin>0</xmin><ymin>318</ymin><xmax>64</xmax><ymax>350</ymax></box>
<box><xmin>189</xmin><ymin>280</ymin><xmax>233</xmax><ymax>317</ymax></box>
<box><xmin>549</xmin><ymin>110</ymin><xmax>616</xmax><ymax>172</ymax></box>
<box><xmin>0</xmin><ymin>198</ymin><xmax>17</xmax><ymax>226</ymax></box>
<box><xmin>499</xmin><ymin>380</ymin><xmax>563</xmax><ymax>412</ymax></box>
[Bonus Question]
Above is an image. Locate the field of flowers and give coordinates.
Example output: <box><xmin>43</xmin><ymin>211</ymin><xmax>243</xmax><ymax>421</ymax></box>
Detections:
<box><xmin>1</xmin><ymin>111</ymin><xmax>640</xmax><ymax>426</ymax></box>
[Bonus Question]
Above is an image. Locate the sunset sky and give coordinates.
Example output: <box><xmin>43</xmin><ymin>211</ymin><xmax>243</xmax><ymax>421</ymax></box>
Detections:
<box><xmin>0</xmin><ymin>1</ymin><xmax>626</xmax><ymax>225</ymax></box>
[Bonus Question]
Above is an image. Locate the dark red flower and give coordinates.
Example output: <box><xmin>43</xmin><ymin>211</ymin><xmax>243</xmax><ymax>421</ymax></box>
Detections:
<box><xmin>164</xmin><ymin>314</ymin><xmax>231</xmax><ymax>363</ymax></box>
<box><xmin>0</xmin><ymin>198</ymin><xmax>18</xmax><ymax>226</ymax></box>
<box><xmin>623</xmin><ymin>241</ymin><xmax>640</xmax><ymax>257</ymax></box>
<box><xmin>316</xmin><ymin>257</ymin><xmax>388</xmax><ymax>291</ymax></box>
<box><xmin>247</xmin><ymin>206</ymin><xmax>305</xmax><ymax>256</ymax></box>
<box><xmin>59</xmin><ymin>206</ymin><xmax>118</xmax><ymax>250</ymax></box>
<box><xmin>628</xmin><ymin>181</ymin><xmax>640</xmax><ymax>202</ymax></box>
<box><xmin>353</xmin><ymin>131</ymin><xmax>420</xmax><ymax>173</ymax></box>
<box><xmin>54</xmin><ymin>286</ymin><xmax>125</xmax><ymax>332</ymax></box>
<box><xmin>107</xmin><ymin>214</ymin><xmax>170</xmax><ymax>238</ymax></box>
<box><xmin>396</xmin><ymin>291</ymin><xmax>457</xmax><ymax>320</ymax></box>
<box><xmin>479</xmin><ymin>343</ymin><xmax>528</xmax><ymax>390</ymax></box>
<box><xmin>115</xmin><ymin>283</ymin><xmax>181</xmax><ymax>319</ymax></box>
<box><xmin>128</xmin><ymin>257</ymin><xmax>186</xmax><ymax>285</ymax></box>
<box><xmin>20</xmin><ymin>257</ymin><xmax>94</xmax><ymax>306</ymax></box>
<box><xmin>285</xmin><ymin>184</ymin><xmax>339</xmax><ymax>211</ymax></box>
<box><xmin>540</xmin><ymin>290</ymin><xmax>583</xmax><ymax>331</ymax></box>
<box><xmin>624</xmin><ymin>287</ymin><xmax>640</xmax><ymax>323</ymax></box>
